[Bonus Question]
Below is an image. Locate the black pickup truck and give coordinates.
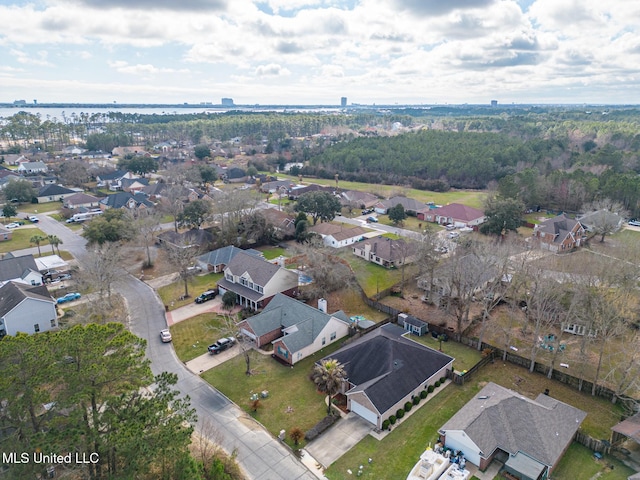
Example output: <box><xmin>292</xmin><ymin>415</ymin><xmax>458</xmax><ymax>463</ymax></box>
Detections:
<box><xmin>208</xmin><ymin>337</ymin><xmax>236</xmax><ymax>354</ymax></box>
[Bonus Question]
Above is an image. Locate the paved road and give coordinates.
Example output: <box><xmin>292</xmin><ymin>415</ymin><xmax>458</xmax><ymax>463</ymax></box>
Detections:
<box><xmin>30</xmin><ymin>211</ymin><xmax>318</xmax><ymax>480</ymax></box>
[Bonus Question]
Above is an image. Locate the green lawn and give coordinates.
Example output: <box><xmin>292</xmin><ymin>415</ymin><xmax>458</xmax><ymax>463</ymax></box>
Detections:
<box><xmin>202</xmin><ymin>342</ymin><xmax>344</xmax><ymax>450</ymax></box>
<box><xmin>257</xmin><ymin>246</ymin><xmax>288</xmax><ymax>260</ymax></box>
<box><xmin>0</xmin><ymin>227</ymin><xmax>51</xmax><ymax>253</ymax></box>
<box><xmin>410</xmin><ymin>334</ymin><xmax>483</xmax><ymax>372</ymax></box>
<box><xmin>338</xmin><ymin>251</ymin><xmax>418</xmax><ymax>297</ymax></box>
<box><xmin>170</xmin><ymin>313</ymin><xmax>231</xmax><ymax>362</ymax></box>
<box><xmin>18</xmin><ymin>202</ymin><xmax>63</xmax><ymax>214</ymax></box>
<box><xmin>157</xmin><ymin>273</ymin><xmax>223</xmax><ymax>310</ymax></box>
<box><xmin>552</xmin><ymin>443</ymin><xmax>634</xmax><ymax>480</ymax></box>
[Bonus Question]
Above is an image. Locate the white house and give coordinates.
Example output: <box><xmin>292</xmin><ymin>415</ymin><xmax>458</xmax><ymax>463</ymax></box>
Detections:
<box><xmin>0</xmin><ymin>282</ymin><xmax>57</xmax><ymax>336</ymax></box>
<box><xmin>17</xmin><ymin>161</ymin><xmax>48</xmax><ymax>174</ymax></box>
<box><xmin>309</xmin><ymin>223</ymin><xmax>371</xmax><ymax>248</ymax></box>
<box><xmin>0</xmin><ymin>254</ymin><xmax>44</xmax><ymax>287</ymax></box>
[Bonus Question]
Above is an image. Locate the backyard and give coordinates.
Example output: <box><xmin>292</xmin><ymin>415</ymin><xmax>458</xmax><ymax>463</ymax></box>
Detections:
<box><xmin>157</xmin><ymin>272</ymin><xmax>223</xmax><ymax>310</ymax></box>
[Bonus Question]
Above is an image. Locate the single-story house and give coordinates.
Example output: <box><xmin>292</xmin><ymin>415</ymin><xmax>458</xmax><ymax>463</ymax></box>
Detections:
<box><xmin>259</xmin><ymin>208</ymin><xmax>296</xmax><ymax>238</ymax></box>
<box><xmin>63</xmin><ymin>192</ymin><xmax>101</xmax><ymax>210</ymax></box>
<box><xmin>99</xmin><ymin>191</ymin><xmax>154</xmax><ymax>211</ymax></box>
<box><xmin>0</xmin><ymin>254</ymin><xmax>44</xmax><ymax>287</ymax></box>
<box><xmin>111</xmin><ymin>146</ymin><xmax>147</xmax><ymax>157</ymax></box>
<box><xmin>17</xmin><ymin>161</ymin><xmax>47</xmax><ymax>174</ymax></box>
<box><xmin>0</xmin><ymin>226</ymin><xmax>12</xmax><ymax>243</ymax></box>
<box><xmin>533</xmin><ymin>214</ymin><xmax>585</xmax><ymax>253</ymax></box>
<box><xmin>196</xmin><ymin>245</ymin><xmax>263</xmax><ymax>273</ymax></box>
<box><xmin>321</xmin><ymin>323</ymin><xmax>454</xmax><ymax>429</ymax></box>
<box><xmin>36</xmin><ymin>184</ymin><xmax>76</xmax><ymax>203</ymax></box>
<box><xmin>237</xmin><ymin>294</ymin><xmax>351</xmax><ymax>365</ymax></box>
<box><xmin>352</xmin><ymin>236</ymin><xmax>418</xmax><ymax>268</ymax></box>
<box><xmin>374</xmin><ymin>196</ymin><xmax>425</xmax><ymax>215</ymax></box>
<box><xmin>418</xmin><ymin>203</ymin><xmax>486</xmax><ymax>227</ymax></box>
<box><xmin>0</xmin><ymin>281</ymin><xmax>57</xmax><ymax>337</ymax></box>
<box><xmin>341</xmin><ymin>190</ymin><xmax>379</xmax><ymax>209</ymax></box>
<box><xmin>217</xmin><ymin>251</ymin><xmax>299</xmax><ymax>310</ymax></box>
<box><xmin>439</xmin><ymin>382</ymin><xmax>586</xmax><ymax>479</ymax></box>
<box><xmin>578</xmin><ymin>209</ymin><xmax>624</xmax><ymax>235</ymax></box>
<box><xmin>120</xmin><ymin>177</ymin><xmax>150</xmax><ymax>193</ymax></box>
<box><xmin>310</xmin><ymin>223</ymin><xmax>371</xmax><ymax>248</ymax></box>
<box><xmin>260</xmin><ymin>179</ymin><xmax>293</xmax><ymax>194</ymax></box>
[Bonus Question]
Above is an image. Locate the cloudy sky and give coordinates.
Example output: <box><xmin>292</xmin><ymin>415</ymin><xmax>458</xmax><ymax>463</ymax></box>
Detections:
<box><xmin>0</xmin><ymin>0</ymin><xmax>638</xmax><ymax>105</ymax></box>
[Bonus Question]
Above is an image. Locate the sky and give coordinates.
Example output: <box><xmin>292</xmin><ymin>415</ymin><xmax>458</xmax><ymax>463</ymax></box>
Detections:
<box><xmin>0</xmin><ymin>0</ymin><xmax>639</xmax><ymax>105</ymax></box>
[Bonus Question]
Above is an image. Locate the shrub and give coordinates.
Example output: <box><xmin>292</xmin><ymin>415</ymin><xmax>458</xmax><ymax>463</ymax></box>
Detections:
<box><xmin>440</xmin><ymin>376</ymin><xmax>446</xmax><ymax>383</ymax></box>
<box><xmin>389</xmin><ymin>415</ymin><xmax>397</xmax><ymax>425</ymax></box>
<box><xmin>427</xmin><ymin>385</ymin><xmax>435</xmax><ymax>393</ymax></box>
<box><xmin>396</xmin><ymin>409</ymin><xmax>405</xmax><ymax>419</ymax></box>
<box><xmin>382</xmin><ymin>419</ymin><xmax>390</xmax><ymax>430</ymax></box>
<box><xmin>404</xmin><ymin>402</ymin><xmax>413</xmax><ymax>412</ymax></box>
<box><xmin>413</xmin><ymin>396</ymin><xmax>420</xmax><ymax>405</ymax></box>
<box><xmin>304</xmin><ymin>414</ymin><xmax>339</xmax><ymax>441</ymax></box>
<box><xmin>420</xmin><ymin>390</ymin><xmax>428</xmax><ymax>399</ymax></box>
<box><xmin>434</xmin><ymin>380</ymin><xmax>441</xmax><ymax>388</ymax></box>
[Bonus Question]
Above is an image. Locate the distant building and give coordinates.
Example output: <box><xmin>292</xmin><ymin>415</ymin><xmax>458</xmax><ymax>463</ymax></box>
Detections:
<box><xmin>341</xmin><ymin>97</ymin><xmax>347</xmax><ymax>107</ymax></box>
<box><xmin>491</xmin><ymin>100</ymin><xmax>498</xmax><ymax>107</ymax></box>
<box><xmin>221</xmin><ymin>98</ymin><xmax>234</xmax><ymax>106</ymax></box>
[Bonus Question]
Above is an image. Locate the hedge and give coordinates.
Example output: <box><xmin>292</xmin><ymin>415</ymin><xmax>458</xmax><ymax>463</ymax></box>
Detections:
<box><xmin>382</xmin><ymin>419</ymin><xmax>390</xmax><ymax>430</ymax></box>
<box><xmin>396</xmin><ymin>409</ymin><xmax>405</xmax><ymax>419</ymax></box>
<box><xmin>305</xmin><ymin>414</ymin><xmax>339</xmax><ymax>441</ymax></box>
<box><xmin>427</xmin><ymin>385</ymin><xmax>435</xmax><ymax>393</ymax></box>
<box><xmin>404</xmin><ymin>402</ymin><xmax>413</xmax><ymax>412</ymax></box>
<box><xmin>389</xmin><ymin>415</ymin><xmax>397</xmax><ymax>425</ymax></box>
<box><xmin>412</xmin><ymin>396</ymin><xmax>420</xmax><ymax>405</ymax></box>
<box><xmin>420</xmin><ymin>390</ymin><xmax>428</xmax><ymax>399</ymax></box>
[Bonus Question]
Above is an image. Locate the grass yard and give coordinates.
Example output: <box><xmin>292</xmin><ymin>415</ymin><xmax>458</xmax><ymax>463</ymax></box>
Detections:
<box><xmin>410</xmin><ymin>334</ymin><xmax>483</xmax><ymax>372</ymax></box>
<box><xmin>552</xmin><ymin>443</ymin><xmax>634</xmax><ymax>480</ymax></box>
<box><xmin>157</xmin><ymin>273</ymin><xmax>223</xmax><ymax>310</ymax></box>
<box><xmin>0</xmin><ymin>227</ymin><xmax>50</xmax><ymax>253</ymax></box>
<box><xmin>338</xmin><ymin>251</ymin><xmax>418</xmax><ymax>298</ymax></box>
<box><xmin>257</xmin><ymin>246</ymin><xmax>288</xmax><ymax>260</ymax></box>
<box><xmin>325</xmin><ymin>361</ymin><xmax>627</xmax><ymax>479</ymax></box>
<box><xmin>202</xmin><ymin>342</ymin><xmax>344</xmax><ymax>449</ymax></box>
<box><xmin>170</xmin><ymin>313</ymin><xmax>232</xmax><ymax>362</ymax></box>
<box><xmin>17</xmin><ymin>202</ymin><xmax>63</xmax><ymax>214</ymax></box>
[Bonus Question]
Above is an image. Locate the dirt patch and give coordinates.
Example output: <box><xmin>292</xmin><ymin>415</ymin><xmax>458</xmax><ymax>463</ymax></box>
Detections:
<box><xmin>120</xmin><ymin>244</ymin><xmax>177</xmax><ymax>280</ymax></box>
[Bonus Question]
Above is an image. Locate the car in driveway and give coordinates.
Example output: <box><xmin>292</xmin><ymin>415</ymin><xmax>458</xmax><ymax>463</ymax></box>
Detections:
<box><xmin>56</xmin><ymin>292</ymin><xmax>81</xmax><ymax>304</ymax></box>
<box><xmin>160</xmin><ymin>329</ymin><xmax>172</xmax><ymax>343</ymax></box>
<box><xmin>208</xmin><ymin>337</ymin><xmax>235</xmax><ymax>354</ymax></box>
<box><xmin>28</xmin><ymin>215</ymin><xmax>39</xmax><ymax>223</ymax></box>
<box><xmin>5</xmin><ymin>222</ymin><xmax>20</xmax><ymax>229</ymax></box>
<box><xmin>447</xmin><ymin>231</ymin><xmax>460</xmax><ymax>239</ymax></box>
<box><xmin>628</xmin><ymin>219</ymin><xmax>640</xmax><ymax>227</ymax></box>
<box><xmin>195</xmin><ymin>290</ymin><xmax>217</xmax><ymax>304</ymax></box>
<box><xmin>366</xmin><ymin>216</ymin><xmax>378</xmax><ymax>223</ymax></box>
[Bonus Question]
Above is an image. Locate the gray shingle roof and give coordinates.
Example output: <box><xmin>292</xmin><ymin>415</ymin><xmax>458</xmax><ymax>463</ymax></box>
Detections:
<box><xmin>382</xmin><ymin>196</ymin><xmax>425</xmax><ymax>212</ymax></box>
<box><xmin>325</xmin><ymin>324</ymin><xmax>454</xmax><ymax>414</ymax></box>
<box><xmin>0</xmin><ymin>255</ymin><xmax>39</xmax><ymax>283</ymax></box>
<box><xmin>536</xmin><ymin>214</ymin><xmax>582</xmax><ymax>244</ymax></box>
<box><xmin>38</xmin><ymin>184</ymin><xmax>75</xmax><ymax>197</ymax></box>
<box><xmin>225</xmin><ymin>251</ymin><xmax>282</xmax><ymax>286</ymax></box>
<box><xmin>197</xmin><ymin>246</ymin><xmax>262</xmax><ymax>268</ymax></box>
<box><xmin>439</xmin><ymin>382</ymin><xmax>586</xmax><ymax>467</ymax></box>
<box><xmin>0</xmin><ymin>281</ymin><xmax>53</xmax><ymax>316</ymax></box>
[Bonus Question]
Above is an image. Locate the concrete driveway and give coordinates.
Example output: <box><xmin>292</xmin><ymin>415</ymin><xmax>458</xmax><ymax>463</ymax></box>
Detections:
<box><xmin>185</xmin><ymin>342</ymin><xmax>244</xmax><ymax>374</ymax></box>
<box><xmin>166</xmin><ymin>297</ymin><xmax>240</xmax><ymax>325</ymax></box>
<box><xmin>304</xmin><ymin>413</ymin><xmax>373</xmax><ymax>469</ymax></box>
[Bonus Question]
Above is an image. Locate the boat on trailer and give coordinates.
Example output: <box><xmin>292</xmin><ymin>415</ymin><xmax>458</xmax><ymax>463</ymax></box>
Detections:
<box><xmin>406</xmin><ymin>447</ymin><xmax>450</xmax><ymax>480</ymax></box>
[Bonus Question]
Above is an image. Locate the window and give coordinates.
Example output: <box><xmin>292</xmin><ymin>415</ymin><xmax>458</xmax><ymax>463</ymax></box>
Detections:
<box><xmin>277</xmin><ymin>346</ymin><xmax>288</xmax><ymax>358</ymax></box>
<box><xmin>34</xmin><ymin>324</ymin><xmax>40</xmax><ymax>333</ymax></box>
<box><xmin>322</xmin><ymin>337</ymin><xmax>326</xmax><ymax>345</ymax></box>
<box><xmin>330</xmin><ymin>332</ymin><xmax>336</xmax><ymax>341</ymax></box>
<box><xmin>50</xmin><ymin>319</ymin><xmax>56</xmax><ymax>328</ymax></box>
<box><xmin>225</xmin><ymin>273</ymin><xmax>233</xmax><ymax>282</ymax></box>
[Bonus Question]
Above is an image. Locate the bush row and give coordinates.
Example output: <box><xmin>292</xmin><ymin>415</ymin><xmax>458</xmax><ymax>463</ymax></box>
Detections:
<box><xmin>305</xmin><ymin>414</ymin><xmax>339</xmax><ymax>441</ymax></box>
<box><xmin>382</xmin><ymin>377</ymin><xmax>448</xmax><ymax>430</ymax></box>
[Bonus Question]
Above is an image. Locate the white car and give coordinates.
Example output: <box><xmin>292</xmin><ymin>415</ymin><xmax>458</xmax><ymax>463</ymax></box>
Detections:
<box><xmin>447</xmin><ymin>231</ymin><xmax>460</xmax><ymax>239</ymax></box>
<box><xmin>5</xmin><ymin>222</ymin><xmax>20</xmax><ymax>229</ymax></box>
<box><xmin>160</xmin><ymin>329</ymin><xmax>172</xmax><ymax>343</ymax></box>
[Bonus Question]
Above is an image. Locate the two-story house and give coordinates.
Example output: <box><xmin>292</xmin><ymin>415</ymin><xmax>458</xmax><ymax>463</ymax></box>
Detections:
<box><xmin>0</xmin><ymin>254</ymin><xmax>44</xmax><ymax>287</ymax></box>
<box><xmin>533</xmin><ymin>214</ymin><xmax>585</xmax><ymax>252</ymax></box>
<box><xmin>352</xmin><ymin>237</ymin><xmax>418</xmax><ymax>268</ymax></box>
<box><xmin>0</xmin><ymin>282</ymin><xmax>57</xmax><ymax>337</ymax></box>
<box><xmin>216</xmin><ymin>251</ymin><xmax>299</xmax><ymax>310</ymax></box>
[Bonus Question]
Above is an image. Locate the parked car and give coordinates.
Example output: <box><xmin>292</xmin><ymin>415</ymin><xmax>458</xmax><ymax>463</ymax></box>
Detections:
<box><xmin>5</xmin><ymin>222</ymin><xmax>20</xmax><ymax>229</ymax></box>
<box><xmin>195</xmin><ymin>290</ymin><xmax>217</xmax><ymax>304</ymax></box>
<box><xmin>186</xmin><ymin>265</ymin><xmax>203</xmax><ymax>275</ymax></box>
<box><xmin>447</xmin><ymin>232</ymin><xmax>460</xmax><ymax>239</ymax></box>
<box><xmin>56</xmin><ymin>292</ymin><xmax>81</xmax><ymax>304</ymax></box>
<box><xmin>160</xmin><ymin>329</ymin><xmax>172</xmax><ymax>343</ymax></box>
<box><xmin>208</xmin><ymin>337</ymin><xmax>235</xmax><ymax>354</ymax></box>
<box><xmin>28</xmin><ymin>216</ymin><xmax>39</xmax><ymax>223</ymax></box>
<box><xmin>366</xmin><ymin>216</ymin><xmax>378</xmax><ymax>223</ymax></box>
<box><xmin>628</xmin><ymin>219</ymin><xmax>640</xmax><ymax>227</ymax></box>
<box><xmin>445</xmin><ymin>224</ymin><xmax>456</xmax><ymax>230</ymax></box>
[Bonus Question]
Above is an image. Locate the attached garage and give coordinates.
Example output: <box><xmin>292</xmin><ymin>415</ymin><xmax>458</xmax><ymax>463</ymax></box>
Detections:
<box><xmin>350</xmin><ymin>400</ymin><xmax>378</xmax><ymax>425</ymax></box>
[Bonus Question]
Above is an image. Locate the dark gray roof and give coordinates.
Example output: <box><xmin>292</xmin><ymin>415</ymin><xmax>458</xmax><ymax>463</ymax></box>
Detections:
<box><xmin>141</xmin><ymin>182</ymin><xmax>167</xmax><ymax>196</ymax></box>
<box><xmin>0</xmin><ymin>281</ymin><xmax>53</xmax><ymax>316</ymax></box>
<box><xmin>120</xmin><ymin>177</ymin><xmax>149</xmax><ymax>189</ymax></box>
<box><xmin>37</xmin><ymin>184</ymin><xmax>75</xmax><ymax>197</ymax></box>
<box><xmin>382</xmin><ymin>196</ymin><xmax>425</xmax><ymax>212</ymax></box>
<box><xmin>217</xmin><ymin>277</ymin><xmax>264</xmax><ymax>301</ymax></box>
<box><xmin>100</xmin><ymin>191</ymin><xmax>153</xmax><ymax>209</ymax></box>
<box><xmin>352</xmin><ymin>236</ymin><xmax>418</xmax><ymax>263</ymax></box>
<box><xmin>439</xmin><ymin>382</ymin><xmax>586</xmax><ymax>467</ymax></box>
<box><xmin>225</xmin><ymin>251</ymin><xmax>282</xmax><ymax>286</ymax></box>
<box><xmin>197</xmin><ymin>246</ymin><xmax>262</xmax><ymax>267</ymax></box>
<box><xmin>325</xmin><ymin>324</ymin><xmax>454</xmax><ymax>414</ymax></box>
<box><xmin>63</xmin><ymin>192</ymin><xmax>100</xmax><ymax>205</ymax></box>
<box><xmin>536</xmin><ymin>214</ymin><xmax>583</xmax><ymax>244</ymax></box>
<box><xmin>0</xmin><ymin>255</ymin><xmax>39</xmax><ymax>283</ymax></box>
<box><xmin>97</xmin><ymin>170</ymin><xmax>128</xmax><ymax>181</ymax></box>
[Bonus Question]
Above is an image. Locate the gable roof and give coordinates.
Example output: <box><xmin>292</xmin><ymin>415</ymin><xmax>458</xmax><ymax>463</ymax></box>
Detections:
<box><xmin>63</xmin><ymin>192</ymin><xmax>100</xmax><ymax>206</ymax></box>
<box><xmin>97</xmin><ymin>170</ymin><xmax>128</xmax><ymax>181</ymax></box>
<box><xmin>429</xmin><ymin>203</ymin><xmax>485</xmax><ymax>222</ymax></box>
<box><xmin>325</xmin><ymin>324</ymin><xmax>454</xmax><ymax>414</ymax></box>
<box><xmin>225</xmin><ymin>251</ymin><xmax>282</xmax><ymax>286</ymax></box>
<box><xmin>439</xmin><ymin>382</ymin><xmax>586</xmax><ymax>467</ymax></box>
<box><xmin>611</xmin><ymin>412</ymin><xmax>640</xmax><ymax>444</ymax></box>
<box><xmin>197</xmin><ymin>245</ymin><xmax>262</xmax><ymax>267</ymax></box>
<box><xmin>37</xmin><ymin>184</ymin><xmax>75</xmax><ymax>197</ymax></box>
<box><xmin>0</xmin><ymin>281</ymin><xmax>53</xmax><ymax>316</ymax></box>
<box><xmin>100</xmin><ymin>191</ymin><xmax>153</xmax><ymax>209</ymax></box>
<box><xmin>352</xmin><ymin>236</ymin><xmax>418</xmax><ymax>262</ymax></box>
<box><xmin>0</xmin><ymin>255</ymin><xmax>39</xmax><ymax>283</ymax></box>
<box><xmin>330</xmin><ymin>226</ymin><xmax>370</xmax><ymax>242</ymax></box>
<box><xmin>18</xmin><ymin>161</ymin><xmax>47</xmax><ymax>170</ymax></box>
<box><xmin>382</xmin><ymin>196</ymin><xmax>426</xmax><ymax>212</ymax></box>
<box><xmin>341</xmin><ymin>190</ymin><xmax>379</xmax><ymax>207</ymax></box>
<box><xmin>535</xmin><ymin>214</ymin><xmax>583</xmax><ymax>243</ymax></box>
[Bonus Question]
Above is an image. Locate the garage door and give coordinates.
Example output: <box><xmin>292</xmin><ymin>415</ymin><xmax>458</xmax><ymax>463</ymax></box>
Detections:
<box><xmin>350</xmin><ymin>400</ymin><xmax>378</xmax><ymax>425</ymax></box>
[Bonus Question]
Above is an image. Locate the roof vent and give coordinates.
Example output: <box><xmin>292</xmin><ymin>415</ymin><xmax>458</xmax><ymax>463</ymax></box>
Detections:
<box><xmin>478</xmin><ymin>395</ymin><xmax>488</xmax><ymax>400</ymax></box>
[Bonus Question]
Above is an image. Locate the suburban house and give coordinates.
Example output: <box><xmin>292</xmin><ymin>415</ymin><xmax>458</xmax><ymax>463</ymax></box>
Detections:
<box><xmin>111</xmin><ymin>146</ymin><xmax>148</xmax><ymax>157</ymax></box>
<box><xmin>63</xmin><ymin>192</ymin><xmax>101</xmax><ymax>210</ymax></box>
<box><xmin>216</xmin><ymin>251</ymin><xmax>299</xmax><ymax>310</ymax></box>
<box><xmin>120</xmin><ymin>177</ymin><xmax>150</xmax><ymax>193</ymax></box>
<box><xmin>533</xmin><ymin>214</ymin><xmax>586</xmax><ymax>252</ymax></box>
<box><xmin>288</xmin><ymin>184</ymin><xmax>333</xmax><ymax>200</ymax></box>
<box><xmin>0</xmin><ymin>226</ymin><xmax>12</xmax><ymax>243</ymax></box>
<box><xmin>577</xmin><ymin>209</ymin><xmax>624</xmax><ymax>235</ymax></box>
<box><xmin>438</xmin><ymin>382</ymin><xmax>586</xmax><ymax>478</ymax></box>
<box><xmin>352</xmin><ymin>237</ymin><xmax>418</xmax><ymax>268</ymax></box>
<box><xmin>341</xmin><ymin>190</ymin><xmax>379</xmax><ymax>209</ymax></box>
<box><xmin>17</xmin><ymin>161</ymin><xmax>47</xmax><ymax>174</ymax></box>
<box><xmin>310</xmin><ymin>223</ymin><xmax>371</xmax><ymax>248</ymax></box>
<box><xmin>99</xmin><ymin>191</ymin><xmax>154</xmax><ymax>211</ymax></box>
<box><xmin>237</xmin><ymin>294</ymin><xmax>350</xmax><ymax>365</ymax></box>
<box><xmin>197</xmin><ymin>246</ymin><xmax>263</xmax><ymax>273</ymax></box>
<box><xmin>374</xmin><ymin>196</ymin><xmax>425</xmax><ymax>215</ymax></box>
<box><xmin>321</xmin><ymin>323</ymin><xmax>454</xmax><ymax>429</ymax></box>
<box><xmin>96</xmin><ymin>170</ymin><xmax>140</xmax><ymax>191</ymax></box>
<box><xmin>0</xmin><ymin>281</ymin><xmax>57</xmax><ymax>337</ymax></box>
<box><xmin>259</xmin><ymin>208</ymin><xmax>296</xmax><ymax>239</ymax></box>
<box><xmin>418</xmin><ymin>203</ymin><xmax>486</xmax><ymax>227</ymax></box>
<box><xmin>260</xmin><ymin>179</ymin><xmax>292</xmax><ymax>194</ymax></box>
<box><xmin>36</xmin><ymin>184</ymin><xmax>76</xmax><ymax>203</ymax></box>
<box><xmin>0</xmin><ymin>254</ymin><xmax>44</xmax><ymax>287</ymax></box>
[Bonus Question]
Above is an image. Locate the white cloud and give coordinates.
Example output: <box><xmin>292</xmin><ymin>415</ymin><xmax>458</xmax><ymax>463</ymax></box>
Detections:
<box><xmin>108</xmin><ymin>61</ymin><xmax>190</xmax><ymax>75</ymax></box>
<box><xmin>254</xmin><ymin>63</ymin><xmax>291</xmax><ymax>77</ymax></box>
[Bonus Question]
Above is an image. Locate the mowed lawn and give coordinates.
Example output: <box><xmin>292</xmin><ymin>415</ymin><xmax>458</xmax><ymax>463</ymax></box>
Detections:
<box><xmin>410</xmin><ymin>334</ymin><xmax>483</xmax><ymax>372</ymax></box>
<box><xmin>552</xmin><ymin>443</ymin><xmax>633</xmax><ymax>480</ymax></box>
<box><xmin>202</xmin><ymin>342</ymin><xmax>344</xmax><ymax>450</ymax></box>
<box><xmin>157</xmin><ymin>273</ymin><xmax>223</xmax><ymax>310</ymax></box>
<box><xmin>0</xmin><ymin>226</ymin><xmax>51</xmax><ymax>253</ymax></box>
<box><xmin>169</xmin><ymin>313</ymin><xmax>232</xmax><ymax>362</ymax></box>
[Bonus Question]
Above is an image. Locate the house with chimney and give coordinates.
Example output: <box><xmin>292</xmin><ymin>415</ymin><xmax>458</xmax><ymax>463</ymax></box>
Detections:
<box><xmin>533</xmin><ymin>214</ymin><xmax>585</xmax><ymax>253</ymax></box>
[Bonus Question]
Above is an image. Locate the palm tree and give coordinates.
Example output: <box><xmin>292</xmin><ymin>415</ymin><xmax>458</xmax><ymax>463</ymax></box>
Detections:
<box><xmin>47</xmin><ymin>235</ymin><xmax>62</xmax><ymax>255</ymax></box>
<box><xmin>30</xmin><ymin>235</ymin><xmax>45</xmax><ymax>256</ymax></box>
<box><xmin>310</xmin><ymin>358</ymin><xmax>346</xmax><ymax>415</ymax></box>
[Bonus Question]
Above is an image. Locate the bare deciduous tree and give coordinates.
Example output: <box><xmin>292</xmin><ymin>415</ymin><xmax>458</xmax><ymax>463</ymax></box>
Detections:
<box><xmin>78</xmin><ymin>243</ymin><xmax>124</xmax><ymax>302</ymax></box>
<box><xmin>164</xmin><ymin>240</ymin><xmax>201</xmax><ymax>299</ymax></box>
<box><xmin>132</xmin><ymin>209</ymin><xmax>163</xmax><ymax>268</ymax></box>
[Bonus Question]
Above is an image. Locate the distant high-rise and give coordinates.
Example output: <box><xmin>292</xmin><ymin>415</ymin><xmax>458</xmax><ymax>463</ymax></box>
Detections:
<box><xmin>490</xmin><ymin>100</ymin><xmax>498</xmax><ymax>107</ymax></box>
<box><xmin>221</xmin><ymin>98</ymin><xmax>234</xmax><ymax>106</ymax></box>
<box><xmin>341</xmin><ymin>97</ymin><xmax>347</xmax><ymax>107</ymax></box>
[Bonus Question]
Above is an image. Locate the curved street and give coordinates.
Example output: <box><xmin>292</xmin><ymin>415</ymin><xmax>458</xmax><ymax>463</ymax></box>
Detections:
<box><xmin>29</xmin><ymin>212</ymin><xmax>317</xmax><ymax>480</ymax></box>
